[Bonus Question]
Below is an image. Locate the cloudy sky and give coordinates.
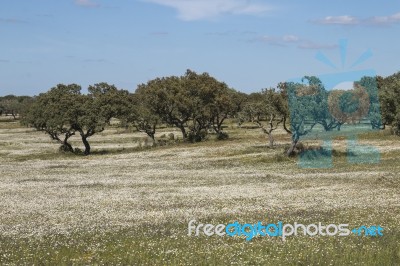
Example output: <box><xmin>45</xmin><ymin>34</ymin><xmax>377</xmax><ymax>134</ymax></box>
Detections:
<box><xmin>1</xmin><ymin>0</ymin><xmax>399</xmax><ymax>95</ymax></box>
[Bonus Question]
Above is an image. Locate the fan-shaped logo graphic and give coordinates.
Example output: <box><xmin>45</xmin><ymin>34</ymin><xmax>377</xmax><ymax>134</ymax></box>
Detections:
<box><xmin>287</xmin><ymin>39</ymin><xmax>381</xmax><ymax>168</ymax></box>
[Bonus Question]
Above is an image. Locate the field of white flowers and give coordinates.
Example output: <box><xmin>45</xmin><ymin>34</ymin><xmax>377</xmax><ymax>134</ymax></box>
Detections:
<box><xmin>0</xmin><ymin>117</ymin><xmax>399</xmax><ymax>265</ymax></box>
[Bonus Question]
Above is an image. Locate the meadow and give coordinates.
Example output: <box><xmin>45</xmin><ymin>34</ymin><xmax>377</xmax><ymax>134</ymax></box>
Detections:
<box><xmin>0</xmin><ymin>116</ymin><xmax>399</xmax><ymax>265</ymax></box>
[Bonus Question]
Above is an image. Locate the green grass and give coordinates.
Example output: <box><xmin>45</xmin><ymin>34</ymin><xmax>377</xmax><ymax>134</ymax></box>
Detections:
<box><xmin>1</xmin><ymin>217</ymin><xmax>398</xmax><ymax>265</ymax></box>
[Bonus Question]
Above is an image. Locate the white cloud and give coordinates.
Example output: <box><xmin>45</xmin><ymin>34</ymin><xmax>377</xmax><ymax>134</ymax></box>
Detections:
<box><xmin>253</xmin><ymin>34</ymin><xmax>300</xmax><ymax>46</ymax></box>
<box><xmin>313</xmin><ymin>15</ymin><xmax>359</xmax><ymax>25</ymax></box>
<box><xmin>368</xmin><ymin>12</ymin><xmax>400</xmax><ymax>25</ymax></box>
<box><xmin>297</xmin><ymin>41</ymin><xmax>337</xmax><ymax>50</ymax></box>
<box><xmin>74</xmin><ymin>0</ymin><xmax>100</xmax><ymax>8</ymax></box>
<box><xmin>282</xmin><ymin>35</ymin><xmax>299</xmax><ymax>42</ymax></box>
<box><xmin>312</xmin><ymin>12</ymin><xmax>400</xmax><ymax>26</ymax></box>
<box><xmin>144</xmin><ymin>0</ymin><xmax>270</xmax><ymax>21</ymax></box>
<box><xmin>252</xmin><ymin>34</ymin><xmax>336</xmax><ymax>50</ymax></box>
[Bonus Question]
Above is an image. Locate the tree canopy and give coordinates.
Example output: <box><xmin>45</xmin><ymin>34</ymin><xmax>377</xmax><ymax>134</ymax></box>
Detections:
<box><xmin>22</xmin><ymin>83</ymin><xmax>125</xmax><ymax>155</ymax></box>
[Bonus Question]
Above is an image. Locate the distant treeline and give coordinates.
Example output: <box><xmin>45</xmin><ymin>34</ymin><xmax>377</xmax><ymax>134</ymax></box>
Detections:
<box><xmin>1</xmin><ymin>69</ymin><xmax>399</xmax><ymax>155</ymax></box>
<box><xmin>0</xmin><ymin>95</ymin><xmax>34</xmax><ymax>119</ymax></box>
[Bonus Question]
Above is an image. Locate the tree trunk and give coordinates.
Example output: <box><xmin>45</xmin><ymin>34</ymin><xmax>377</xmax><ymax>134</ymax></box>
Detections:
<box><xmin>287</xmin><ymin>134</ymin><xmax>299</xmax><ymax>157</ymax></box>
<box><xmin>178</xmin><ymin>125</ymin><xmax>187</xmax><ymax>140</ymax></box>
<box><xmin>213</xmin><ymin>124</ymin><xmax>221</xmax><ymax>135</ymax></box>
<box><xmin>287</xmin><ymin>140</ymin><xmax>298</xmax><ymax>157</ymax></box>
<box><xmin>213</xmin><ymin>116</ymin><xmax>226</xmax><ymax>135</ymax></box>
<box><xmin>150</xmin><ymin>124</ymin><xmax>156</xmax><ymax>141</ymax></box>
<box><xmin>283</xmin><ymin>116</ymin><xmax>292</xmax><ymax>134</ymax></box>
<box><xmin>268</xmin><ymin>133</ymin><xmax>274</xmax><ymax>148</ymax></box>
<box><xmin>80</xmin><ymin>133</ymin><xmax>91</xmax><ymax>155</ymax></box>
<box><xmin>147</xmin><ymin>131</ymin><xmax>155</xmax><ymax>141</ymax></box>
<box><xmin>61</xmin><ymin>138</ymin><xmax>74</xmax><ymax>153</ymax></box>
<box><xmin>62</xmin><ymin>132</ymin><xmax>74</xmax><ymax>152</ymax></box>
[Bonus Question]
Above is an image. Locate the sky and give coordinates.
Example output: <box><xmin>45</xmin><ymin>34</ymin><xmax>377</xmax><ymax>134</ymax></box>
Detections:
<box><xmin>1</xmin><ymin>0</ymin><xmax>400</xmax><ymax>96</ymax></box>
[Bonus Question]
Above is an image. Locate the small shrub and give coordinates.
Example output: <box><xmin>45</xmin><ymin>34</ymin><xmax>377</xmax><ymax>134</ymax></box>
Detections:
<box><xmin>187</xmin><ymin>130</ymin><xmax>208</xmax><ymax>143</ymax></box>
<box><xmin>393</xmin><ymin>122</ymin><xmax>400</xmax><ymax>136</ymax></box>
<box><xmin>74</xmin><ymin>148</ymin><xmax>83</xmax><ymax>155</ymax></box>
<box><xmin>59</xmin><ymin>144</ymin><xmax>73</xmax><ymax>153</ymax></box>
<box><xmin>168</xmin><ymin>133</ymin><xmax>175</xmax><ymax>140</ymax></box>
<box><xmin>157</xmin><ymin>139</ymin><xmax>167</xmax><ymax>146</ymax></box>
<box><xmin>216</xmin><ymin>132</ymin><xmax>229</xmax><ymax>140</ymax></box>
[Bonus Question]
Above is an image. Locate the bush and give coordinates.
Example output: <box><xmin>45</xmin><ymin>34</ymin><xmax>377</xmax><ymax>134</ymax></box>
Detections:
<box><xmin>216</xmin><ymin>132</ymin><xmax>229</xmax><ymax>140</ymax></box>
<box><xmin>59</xmin><ymin>144</ymin><xmax>73</xmax><ymax>153</ymax></box>
<box><xmin>187</xmin><ymin>130</ymin><xmax>208</xmax><ymax>143</ymax></box>
<box><xmin>393</xmin><ymin>119</ymin><xmax>400</xmax><ymax>136</ymax></box>
<box><xmin>74</xmin><ymin>148</ymin><xmax>83</xmax><ymax>155</ymax></box>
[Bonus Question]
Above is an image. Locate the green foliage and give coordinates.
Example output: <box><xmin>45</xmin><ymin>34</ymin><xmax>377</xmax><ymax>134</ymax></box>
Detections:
<box><xmin>22</xmin><ymin>84</ymin><xmax>81</xmax><ymax>153</ymax></box>
<box><xmin>0</xmin><ymin>95</ymin><xmax>34</xmax><ymax>119</ymax></box>
<box><xmin>22</xmin><ymin>83</ymin><xmax>125</xmax><ymax>155</ymax></box>
<box><xmin>240</xmin><ymin>88</ymin><xmax>289</xmax><ymax>147</ymax></box>
<box><xmin>187</xmin><ymin>129</ymin><xmax>208</xmax><ymax>143</ymax></box>
<box><xmin>378</xmin><ymin>72</ymin><xmax>400</xmax><ymax>135</ymax></box>
<box><xmin>355</xmin><ymin>76</ymin><xmax>382</xmax><ymax>129</ymax></box>
<box><xmin>237</xmin><ymin>92</ymin><xmax>264</xmax><ymax>124</ymax></box>
<box><xmin>287</xmin><ymin>78</ymin><xmax>320</xmax><ymax>142</ymax></box>
<box><xmin>88</xmin><ymin>83</ymin><xmax>132</xmax><ymax>122</ymax></box>
<box><xmin>136</xmin><ymin>75</ymin><xmax>190</xmax><ymax>139</ymax></box>
<box><xmin>124</xmin><ymin>93</ymin><xmax>159</xmax><ymax>140</ymax></box>
<box><xmin>184</xmin><ymin>70</ymin><xmax>238</xmax><ymax>137</ymax></box>
<box><xmin>135</xmin><ymin>69</ymin><xmax>241</xmax><ymax>142</ymax></box>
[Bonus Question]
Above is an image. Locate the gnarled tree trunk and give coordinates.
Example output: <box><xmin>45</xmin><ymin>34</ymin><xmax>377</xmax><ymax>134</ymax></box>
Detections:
<box><xmin>78</xmin><ymin>129</ymin><xmax>94</xmax><ymax>155</ymax></box>
<box><xmin>47</xmin><ymin>129</ymin><xmax>75</xmax><ymax>153</ymax></box>
<box><xmin>178</xmin><ymin>125</ymin><xmax>187</xmax><ymax>140</ymax></box>
<box><xmin>80</xmin><ymin>134</ymin><xmax>91</xmax><ymax>155</ymax></box>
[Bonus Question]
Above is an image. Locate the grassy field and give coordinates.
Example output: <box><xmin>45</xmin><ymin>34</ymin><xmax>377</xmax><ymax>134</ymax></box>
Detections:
<box><xmin>0</xmin><ymin>116</ymin><xmax>399</xmax><ymax>265</ymax></box>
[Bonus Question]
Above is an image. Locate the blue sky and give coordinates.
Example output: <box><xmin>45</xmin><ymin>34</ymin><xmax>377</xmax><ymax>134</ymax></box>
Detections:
<box><xmin>1</xmin><ymin>0</ymin><xmax>399</xmax><ymax>95</ymax></box>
